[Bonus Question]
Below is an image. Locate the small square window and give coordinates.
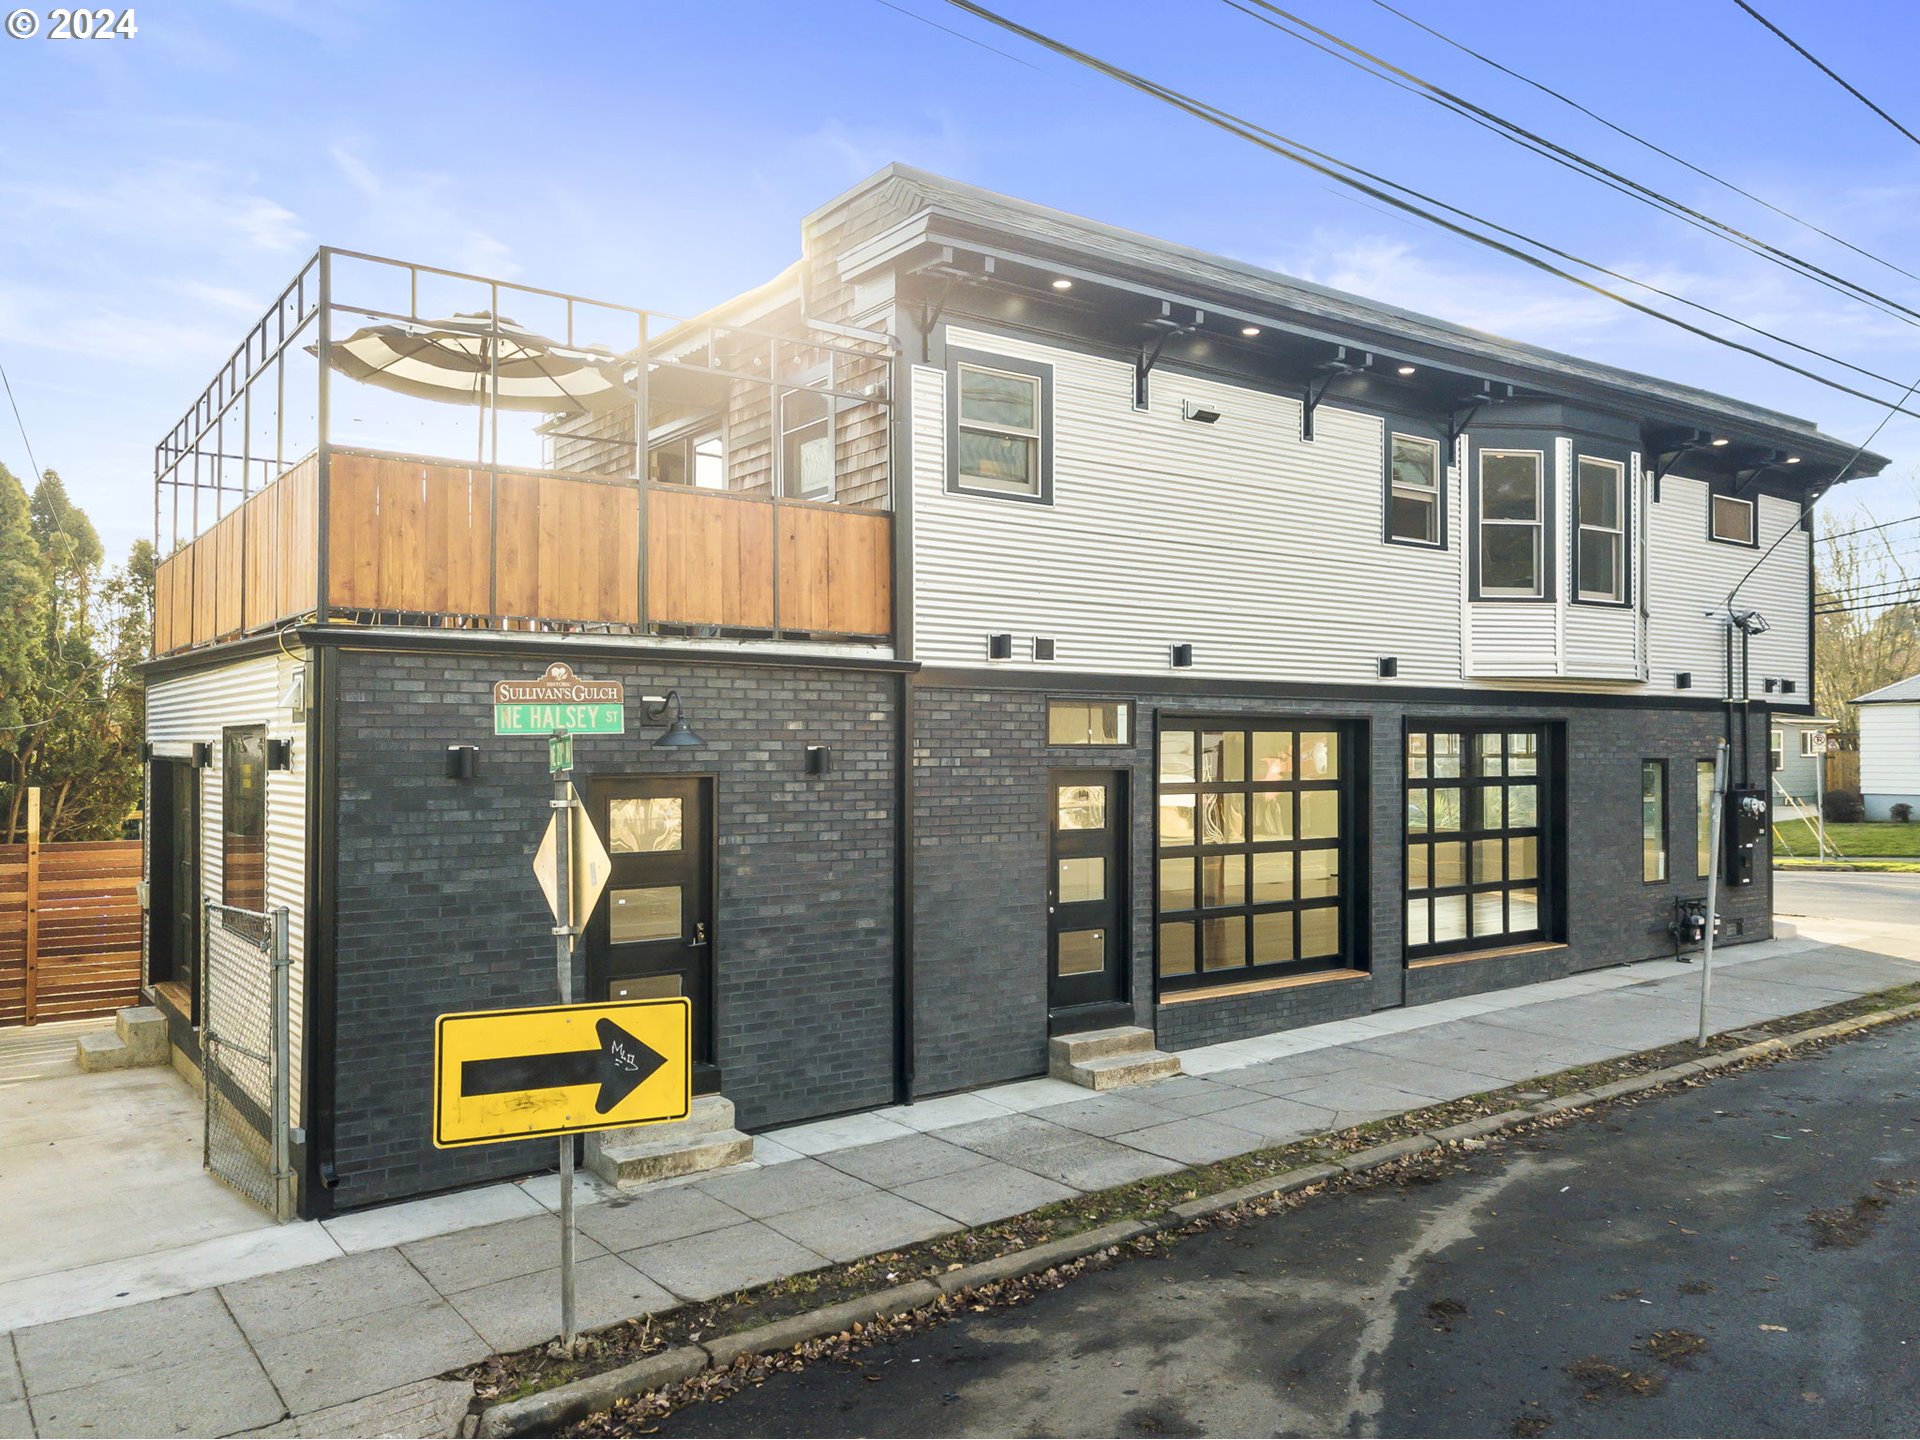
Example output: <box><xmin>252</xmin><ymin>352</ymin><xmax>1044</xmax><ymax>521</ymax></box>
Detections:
<box><xmin>1710</xmin><ymin>494</ymin><xmax>1755</xmax><ymax>545</ymax></box>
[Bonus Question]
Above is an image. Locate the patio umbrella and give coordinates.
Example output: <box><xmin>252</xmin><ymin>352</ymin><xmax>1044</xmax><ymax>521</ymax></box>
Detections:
<box><xmin>317</xmin><ymin>311</ymin><xmax>635</xmax><ymax>415</ymax></box>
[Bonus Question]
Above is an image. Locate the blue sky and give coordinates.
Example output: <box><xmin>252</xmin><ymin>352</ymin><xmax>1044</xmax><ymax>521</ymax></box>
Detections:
<box><xmin>2</xmin><ymin>0</ymin><xmax>1917</xmax><ymax>562</ymax></box>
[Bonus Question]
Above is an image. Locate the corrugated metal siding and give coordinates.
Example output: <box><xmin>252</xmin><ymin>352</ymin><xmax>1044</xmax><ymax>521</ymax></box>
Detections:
<box><xmin>147</xmin><ymin>651</ymin><xmax>308</xmax><ymax>1122</ymax></box>
<box><xmin>1861</xmin><ymin>705</ymin><xmax>1920</xmax><ymax>795</ymax></box>
<box><xmin>910</xmin><ymin>328</ymin><xmax>1810</xmax><ymax>699</ymax></box>
<box><xmin>1645</xmin><ymin>476</ymin><xmax>1808</xmax><ymax>700</ymax></box>
<box><xmin>916</xmin><ymin>328</ymin><xmax>1462</xmax><ymax>683</ymax></box>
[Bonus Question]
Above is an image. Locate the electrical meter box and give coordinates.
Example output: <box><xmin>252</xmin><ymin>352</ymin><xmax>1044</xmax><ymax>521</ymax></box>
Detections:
<box><xmin>1725</xmin><ymin>783</ymin><xmax>1769</xmax><ymax>886</ymax></box>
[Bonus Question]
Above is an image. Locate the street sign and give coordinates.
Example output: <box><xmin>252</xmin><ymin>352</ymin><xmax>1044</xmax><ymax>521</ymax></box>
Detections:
<box><xmin>532</xmin><ymin>785</ymin><xmax>611</xmax><ymax>940</ymax></box>
<box><xmin>493</xmin><ymin>662</ymin><xmax>625</xmax><ymax>736</ymax></box>
<box><xmin>433</xmin><ymin>997</ymin><xmax>691</xmax><ymax>1147</ymax></box>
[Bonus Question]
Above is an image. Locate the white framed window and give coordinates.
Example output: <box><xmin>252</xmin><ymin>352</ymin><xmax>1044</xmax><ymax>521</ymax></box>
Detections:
<box><xmin>1770</xmin><ymin>729</ymin><xmax>1784</xmax><ymax>772</ymax></box>
<box><xmin>1710</xmin><ymin>493</ymin><xmax>1756</xmax><ymax>545</ymax></box>
<box><xmin>1800</xmin><ymin>729</ymin><xmax>1825</xmax><ymax>757</ymax></box>
<box><xmin>1477</xmin><ymin>450</ymin><xmax>1545</xmax><ymax>598</ymax></box>
<box><xmin>1387</xmin><ymin>433</ymin><xmax>1442</xmax><ymax>546</ymax></box>
<box><xmin>955</xmin><ymin>361</ymin><xmax>1043</xmax><ymax>497</ymax></box>
<box><xmin>1575</xmin><ymin>457</ymin><xmax>1626</xmax><ymax>603</ymax></box>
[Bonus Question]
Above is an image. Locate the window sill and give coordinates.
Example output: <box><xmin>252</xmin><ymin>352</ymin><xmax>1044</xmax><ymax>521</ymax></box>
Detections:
<box><xmin>1158</xmin><ymin>967</ymin><xmax>1368</xmax><ymax>1005</ymax></box>
<box><xmin>1406</xmin><ymin>940</ymin><xmax>1564</xmax><ymax>971</ymax></box>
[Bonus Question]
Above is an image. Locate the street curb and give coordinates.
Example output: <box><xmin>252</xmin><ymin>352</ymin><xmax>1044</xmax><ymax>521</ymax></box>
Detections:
<box><xmin>471</xmin><ymin>993</ymin><xmax>1920</xmax><ymax>1436</ymax></box>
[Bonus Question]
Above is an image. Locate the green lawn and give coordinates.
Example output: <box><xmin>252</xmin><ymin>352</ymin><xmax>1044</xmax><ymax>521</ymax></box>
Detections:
<box><xmin>1773</xmin><ymin>819</ymin><xmax>1920</xmax><ymax>858</ymax></box>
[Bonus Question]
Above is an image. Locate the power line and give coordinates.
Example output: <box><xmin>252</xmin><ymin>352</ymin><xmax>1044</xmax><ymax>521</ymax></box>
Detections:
<box><xmin>1221</xmin><ymin>0</ymin><xmax>1920</xmax><ymax>339</ymax></box>
<box><xmin>0</xmin><ymin>358</ymin><xmax>43</xmax><ymax>486</ymax></box>
<box><xmin>1370</xmin><ymin>0</ymin><xmax>1920</xmax><ymax>290</ymax></box>
<box><xmin>1816</xmin><ymin>513</ymin><xmax>1920</xmax><ymax>544</ymax></box>
<box><xmin>936</xmin><ymin>0</ymin><xmax>1920</xmax><ymax>419</ymax></box>
<box><xmin>868</xmin><ymin>0</ymin><xmax>1041</xmax><ymax>70</ymax></box>
<box><xmin>1732</xmin><ymin>0</ymin><xmax>1920</xmax><ymax>150</ymax></box>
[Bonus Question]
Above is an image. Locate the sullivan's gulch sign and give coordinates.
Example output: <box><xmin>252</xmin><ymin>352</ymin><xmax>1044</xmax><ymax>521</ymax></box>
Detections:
<box><xmin>492</xmin><ymin>663</ymin><xmax>625</xmax><ymax>735</ymax></box>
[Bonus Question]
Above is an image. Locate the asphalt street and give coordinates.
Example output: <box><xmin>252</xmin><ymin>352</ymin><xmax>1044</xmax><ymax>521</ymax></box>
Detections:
<box><xmin>639</xmin><ymin>1018</ymin><xmax>1920</xmax><ymax>1438</ymax></box>
<box><xmin>1775</xmin><ymin>869</ymin><xmax>1920</xmax><ymax>927</ymax></box>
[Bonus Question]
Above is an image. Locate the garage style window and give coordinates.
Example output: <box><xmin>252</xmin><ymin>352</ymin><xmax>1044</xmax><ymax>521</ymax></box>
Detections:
<box><xmin>948</xmin><ymin>350</ymin><xmax>1051</xmax><ymax>501</ymax></box>
<box><xmin>1156</xmin><ymin>722</ymin><xmax>1356</xmax><ymax>990</ymax></box>
<box><xmin>1404</xmin><ymin>725</ymin><xmax>1550</xmax><ymax>957</ymax></box>
<box><xmin>1387</xmin><ymin>433</ymin><xmax>1442</xmax><ymax>546</ymax></box>
<box><xmin>1710</xmin><ymin>493</ymin><xmax>1756</xmax><ymax>545</ymax></box>
<box><xmin>1047</xmin><ymin>699</ymin><xmax>1132</xmax><ymax>746</ymax></box>
<box><xmin>223</xmin><ymin>725</ymin><xmax>266</xmax><ymax>911</ymax></box>
<box><xmin>1477</xmin><ymin>451</ymin><xmax>1545</xmax><ymax>598</ymax></box>
<box><xmin>1576</xmin><ymin>457</ymin><xmax>1626</xmax><ymax>603</ymax></box>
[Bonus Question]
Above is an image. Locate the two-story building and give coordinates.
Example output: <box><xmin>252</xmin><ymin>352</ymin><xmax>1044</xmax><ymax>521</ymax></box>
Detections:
<box><xmin>143</xmin><ymin>166</ymin><xmax>1885</xmax><ymax>1219</ymax></box>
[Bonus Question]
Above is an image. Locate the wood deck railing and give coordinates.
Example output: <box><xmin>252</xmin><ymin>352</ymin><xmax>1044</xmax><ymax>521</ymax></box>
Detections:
<box><xmin>153</xmin><ymin>448</ymin><xmax>893</xmax><ymax>654</ymax></box>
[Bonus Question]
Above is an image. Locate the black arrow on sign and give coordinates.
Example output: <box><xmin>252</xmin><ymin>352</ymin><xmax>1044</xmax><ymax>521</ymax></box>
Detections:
<box><xmin>461</xmin><ymin>1018</ymin><xmax>667</xmax><ymax>1115</ymax></box>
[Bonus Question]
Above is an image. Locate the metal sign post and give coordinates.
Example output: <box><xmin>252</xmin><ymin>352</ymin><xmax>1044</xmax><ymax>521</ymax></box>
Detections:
<box><xmin>1699</xmin><ymin>739</ymin><xmax>1729</xmax><ymax>1048</ymax></box>
<box><xmin>550</xmin><ymin>729</ymin><xmax>578</xmax><ymax>1350</ymax></box>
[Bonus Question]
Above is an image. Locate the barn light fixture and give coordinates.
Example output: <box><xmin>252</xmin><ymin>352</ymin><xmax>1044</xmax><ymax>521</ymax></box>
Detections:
<box><xmin>642</xmin><ymin>691</ymin><xmax>704</xmax><ymax>748</ymax></box>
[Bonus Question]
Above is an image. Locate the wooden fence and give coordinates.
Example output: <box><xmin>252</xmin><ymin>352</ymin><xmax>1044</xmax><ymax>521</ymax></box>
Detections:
<box><xmin>0</xmin><ymin>797</ymin><xmax>143</xmax><ymax>1025</ymax></box>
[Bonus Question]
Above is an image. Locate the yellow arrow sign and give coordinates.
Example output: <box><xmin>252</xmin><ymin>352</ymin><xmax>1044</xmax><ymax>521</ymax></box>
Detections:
<box><xmin>433</xmin><ymin>998</ymin><xmax>691</xmax><ymax>1148</ymax></box>
<box><xmin>532</xmin><ymin>785</ymin><xmax>612</xmax><ymax>944</ymax></box>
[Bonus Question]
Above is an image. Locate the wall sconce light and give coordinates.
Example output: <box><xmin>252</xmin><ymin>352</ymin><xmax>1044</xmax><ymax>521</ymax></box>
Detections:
<box><xmin>1182</xmin><ymin>400</ymin><xmax>1222</xmax><ymax>425</ymax></box>
<box><xmin>266</xmin><ymin>738</ymin><xmax>293</xmax><ymax>771</ymax></box>
<box><xmin>987</xmin><ymin>633</ymin><xmax>1013</xmax><ymax>661</ymax></box>
<box><xmin>806</xmin><ymin>744</ymin><xmax>832</xmax><ymax>776</ymax></box>
<box><xmin>1171</xmin><ymin>643</ymin><xmax>1195</xmax><ymax>668</ymax></box>
<box><xmin>643</xmin><ymin>691</ymin><xmax>704</xmax><ymax>748</ymax></box>
<box><xmin>1675</xmin><ymin>672</ymin><xmax>1693</xmax><ymax>689</ymax></box>
<box><xmin>190</xmin><ymin>742</ymin><xmax>212</xmax><ymax>769</ymax></box>
<box><xmin>445</xmin><ymin>744</ymin><xmax>478</xmax><ymax>780</ymax></box>
<box><xmin>277</xmin><ymin>668</ymin><xmax>306</xmax><ymax>720</ymax></box>
<box><xmin>1377</xmin><ymin>657</ymin><xmax>1398</xmax><ymax>678</ymax></box>
<box><xmin>1033</xmin><ymin>637</ymin><xmax>1056</xmax><ymax>662</ymax></box>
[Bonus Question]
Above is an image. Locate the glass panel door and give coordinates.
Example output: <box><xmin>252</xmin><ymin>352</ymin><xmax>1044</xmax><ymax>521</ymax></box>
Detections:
<box><xmin>1049</xmin><ymin>768</ymin><xmax>1129</xmax><ymax>1014</ymax></box>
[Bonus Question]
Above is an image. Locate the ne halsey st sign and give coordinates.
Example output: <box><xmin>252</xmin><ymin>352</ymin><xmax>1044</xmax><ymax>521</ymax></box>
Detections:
<box><xmin>493</xmin><ymin>662</ymin><xmax>625</xmax><ymax>736</ymax></box>
<box><xmin>432</xmin><ymin>997</ymin><xmax>691</xmax><ymax>1148</ymax></box>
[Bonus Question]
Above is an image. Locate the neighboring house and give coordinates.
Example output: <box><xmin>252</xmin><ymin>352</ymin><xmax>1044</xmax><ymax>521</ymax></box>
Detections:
<box><xmin>1854</xmin><ymin>676</ymin><xmax>1920</xmax><ymax>819</ymax></box>
<box><xmin>1769</xmin><ymin>714</ymin><xmax>1834</xmax><ymax>817</ymax></box>
<box><xmin>141</xmin><ymin>166</ymin><xmax>1887</xmax><ymax>1219</ymax></box>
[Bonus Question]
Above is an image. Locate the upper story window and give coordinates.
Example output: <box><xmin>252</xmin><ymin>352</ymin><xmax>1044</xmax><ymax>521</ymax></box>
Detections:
<box><xmin>1710</xmin><ymin>493</ymin><xmax>1756</xmax><ymax>546</ymax></box>
<box><xmin>1575</xmin><ymin>457</ymin><xmax>1627</xmax><ymax>604</ymax></box>
<box><xmin>779</xmin><ymin>387</ymin><xmax>832</xmax><ymax>500</ymax></box>
<box><xmin>650</xmin><ymin>429</ymin><xmax>727</xmax><ymax>489</ymax></box>
<box><xmin>1477</xmin><ymin>450</ymin><xmax>1546</xmax><ymax>599</ymax></box>
<box><xmin>947</xmin><ymin>347</ymin><xmax>1052</xmax><ymax>503</ymax></box>
<box><xmin>1387</xmin><ymin>433</ymin><xmax>1443</xmax><ymax>546</ymax></box>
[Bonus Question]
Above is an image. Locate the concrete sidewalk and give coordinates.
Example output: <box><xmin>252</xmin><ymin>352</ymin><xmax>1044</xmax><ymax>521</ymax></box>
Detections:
<box><xmin>5</xmin><ymin>922</ymin><xmax>1917</xmax><ymax>1439</ymax></box>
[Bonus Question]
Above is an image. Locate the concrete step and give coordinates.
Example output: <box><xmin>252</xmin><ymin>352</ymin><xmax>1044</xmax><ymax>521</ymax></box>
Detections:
<box><xmin>1048</xmin><ymin>1025</ymin><xmax>1156</xmax><ymax>1066</ymax></box>
<box><xmin>584</xmin><ymin>1095</ymin><xmax>754</xmax><ymax>1188</ymax></box>
<box><xmin>1050</xmin><ymin>1042</ymin><xmax>1183</xmax><ymax>1093</ymax></box>
<box><xmin>75</xmin><ymin>1007</ymin><xmax>171</xmax><ymax>1073</ymax></box>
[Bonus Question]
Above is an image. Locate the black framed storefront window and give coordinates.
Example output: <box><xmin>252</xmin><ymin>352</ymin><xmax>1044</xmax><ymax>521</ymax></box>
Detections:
<box><xmin>1156</xmin><ymin>720</ymin><xmax>1362</xmax><ymax>991</ymax></box>
<box><xmin>1403</xmin><ymin>724</ymin><xmax>1553</xmax><ymax>958</ymax></box>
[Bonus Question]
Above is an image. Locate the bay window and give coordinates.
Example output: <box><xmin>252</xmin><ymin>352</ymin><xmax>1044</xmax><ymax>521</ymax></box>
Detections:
<box><xmin>1477</xmin><ymin>451</ymin><xmax>1545</xmax><ymax>598</ymax></box>
<box><xmin>1575</xmin><ymin>457</ymin><xmax>1626</xmax><ymax>603</ymax></box>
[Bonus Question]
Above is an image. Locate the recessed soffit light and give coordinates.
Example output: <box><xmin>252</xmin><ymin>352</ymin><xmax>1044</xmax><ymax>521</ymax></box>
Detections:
<box><xmin>1050</xmin><ymin>277</ymin><xmax>1073</xmax><ymax>291</ymax></box>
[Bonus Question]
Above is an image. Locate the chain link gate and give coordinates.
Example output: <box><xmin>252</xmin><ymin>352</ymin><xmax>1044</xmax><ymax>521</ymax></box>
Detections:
<box><xmin>202</xmin><ymin>900</ymin><xmax>293</xmax><ymax>1221</ymax></box>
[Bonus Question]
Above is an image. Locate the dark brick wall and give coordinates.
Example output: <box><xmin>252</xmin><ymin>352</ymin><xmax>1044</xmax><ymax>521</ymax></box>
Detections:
<box><xmin>326</xmin><ymin>646</ymin><xmax>897</xmax><ymax>1210</ymax></box>
<box><xmin>911</xmin><ymin>680</ymin><xmax>1773</xmax><ymax>1073</ymax></box>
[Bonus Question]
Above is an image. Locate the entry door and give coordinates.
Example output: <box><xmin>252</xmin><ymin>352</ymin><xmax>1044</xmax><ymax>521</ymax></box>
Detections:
<box><xmin>587</xmin><ymin>777</ymin><xmax>716</xmax><ymax>1078</ymax></box>
<box><xmin>1048</xmin><ymin>769</ymin><xmax>1129</xmax><ymax>1013</ymax></box>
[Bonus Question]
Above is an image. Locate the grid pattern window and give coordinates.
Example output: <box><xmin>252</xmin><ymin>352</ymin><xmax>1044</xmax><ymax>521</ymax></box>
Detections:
<box><xmin>956</xmin><ymin>362</ymin><xmax>1042</xmax><ymax>496</ymax></box>
<box><xmin>1404</xmin><ymin>725</ymin><xmax>1547</xmax><ymax>957</ymax></box>
<box><xmin>1710</xmin><ymin>494</ymin><xmax>1756</xmax><ymax>545</ymax></box>
<box><xmin>1576</xmin><ymin>457</ymin><xmax>1626</xmax><ymax>602</ymax></box>
<box><xmin>1047</xmin><ymin>700</ymin><xmax>1132</xmax><ymax>746</ymax></box>
<box><xmin>1696</xmin><ymin>760</ymin><xmax>1716</xmax><ymax>877</ymax></box>
<box><xmin>1156</xmin><ymin>723</ymin><xmax>1352</xmax><ymax>990</ymax></box>
<box><xmin>1642</xmin><ymin>760</ymin><xmax>1668</xmax><ymax>883</ymax></box>
<box><xmin>1388</xmin><ymin>434</ymin><xmax>1442</xmax><ymax>545</ymax></box>
<box><xmin>1477</xmin><ymin>451</ymin><xmax>1545</xmax><ymax>597</ymax></box>
<box><xmin>223</xmin><ymin>726</ymin><xmax>266</xmax><ymax>911</ymax></box>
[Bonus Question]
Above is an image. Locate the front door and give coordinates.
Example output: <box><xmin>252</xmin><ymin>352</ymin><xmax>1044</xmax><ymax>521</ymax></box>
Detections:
<box><xmin>586</xmin><ymin>776</ymin><xmax>717</xmax><ymax>1088</ymax></box>
<box><xmin>1048</xmin><ymin>768</ymin><xmax>1129</xmax><ymax>1021</ymax></box>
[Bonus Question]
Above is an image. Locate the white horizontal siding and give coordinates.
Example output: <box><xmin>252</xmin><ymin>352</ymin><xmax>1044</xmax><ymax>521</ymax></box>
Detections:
<box><xmin>1645</xmin><ymin>476</ymin><xmax>1809</xmax><ymax>700</ymax></box>
<box><xmin>910</xmin><ymin>328</ymin><xmax>1811</xmax><ymax>697</ymax></box>
<box><xmin>1861</xmin><ymin>705</ymin><xmax>1920</xmax><ymax>795</ymax></box>
<box><xmin>148</xmin><ymin>651</ymin><xmax>308</xmax><ymax>1124</ymax></box>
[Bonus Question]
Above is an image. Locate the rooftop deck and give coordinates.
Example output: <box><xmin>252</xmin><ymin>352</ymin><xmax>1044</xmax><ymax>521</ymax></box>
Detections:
<box><xmin>153</xmin><ymin>250</ymin><xmax>896</xmax><ymax>656</ymax></box>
